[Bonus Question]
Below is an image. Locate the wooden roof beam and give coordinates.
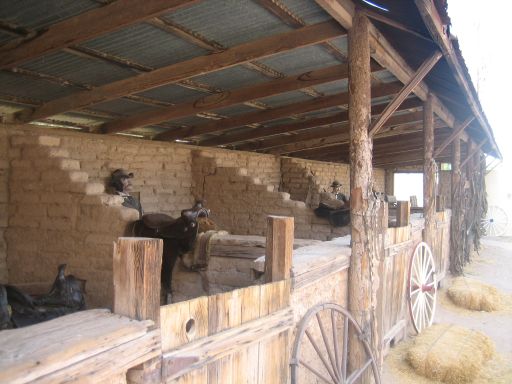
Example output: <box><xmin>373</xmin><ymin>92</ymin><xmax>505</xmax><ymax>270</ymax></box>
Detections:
<box><xmin>101</xmin><ymin>64</ymin><xmax>348</xmax><ymax>134</ymax></box>
<box><xmin>21</xmin><ymin>21</ymin><xmax>345</xmax><ymax>123</ymax></box>
<box><xmin>0</xmin><ymin>0</ymin><xmax>200</xmax><ymax>69</ymax></box>
<box><xmin>154</xmin><ymin>81</ymin><xmax>401</xmax><ymax>141</ymax></box>
<box><xmin>244</xmin><ymin>110</ymin><xmax>424</xmax><ymax>154</ymax></box>
<box><xmin>199</xmin><ymin>87</ymin><xmax>419</xmax><ymax>147</ymax></box>
<box><xmin>237</xmin><ymin>106</ymin><xmax>422</xmax><ymax>151</ymax></box>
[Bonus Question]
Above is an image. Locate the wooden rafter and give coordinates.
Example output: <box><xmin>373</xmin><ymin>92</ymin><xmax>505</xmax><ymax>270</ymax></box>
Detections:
<box><xmin>368</xmin><ymin>50</ymin><xmax>442</xmax><ymax>137</ymax></box>
<box><xmin>22</xmin><ymin>21</ymin><xmax>345</xmax><ymax>123</ymax></box>
<box><xmin>433</xmin><ymin>115</ymin><xmax>474</xmax><ymax>158</ymax></box>
<box><xmin>234</xmin><ymin>102</ymin><xmax>423</xmax><ymax>152</ymax></box>
<box><xmin>279</xmin><ymin>118</ymin><xmax>447</xmax><ymax>156</ymax></box>
<box><xmin>0</xmin><ymin>0</ymin><xmax>200</xmax><ymax>69</ymax></box>
<box><xmin>101</xmin><ymin>64</ymin><xmax>348</xmax><ymax>134</ymax></box>
<box><xmin>154</xmin><ymin>81</ymin><xmax>401</xmax><ymax>141</ymax></box>
<box><xmin>254</xmin><ymin>110</ymin><xmax>425</xmax><ymax>154</ymax></box>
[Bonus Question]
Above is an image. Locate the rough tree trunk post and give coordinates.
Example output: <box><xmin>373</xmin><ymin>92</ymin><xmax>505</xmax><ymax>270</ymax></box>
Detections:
<box><xmin>348</xmin><ymin>11</ymin><xmax>379</xmax><ymax>380</ymax></box>
<box><xmin>265</xmin><ymin>216</ymin><xmax>294</xmax><ymax>283</ymax></box>
<box><xmin>450</xmin><ymin>138</ymin><xmax>463</xmax><ymax>274</ymax></box>
<box><xmin>113</xmin><ymin>237</ymin><xmax>163</xmax><ymax>384</ymax></box>
<box><xmin>423</xmin><ymin>93</ymin><xmax>436</xmax><ymax>247</ymax></box>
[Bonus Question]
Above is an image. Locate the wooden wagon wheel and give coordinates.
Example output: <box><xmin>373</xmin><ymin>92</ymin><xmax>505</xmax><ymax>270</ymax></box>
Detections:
<box><xmin>290</xmin><ymin>303</ymin><xmax>381</xmax><ymax>384</ymax></box>
<box><xmin>482</xmin><ymin>205</ymin><xmax>508</xmax><ymax>236</ymax></box>
<box><xmin>408</xmin><ymin>242</ymin><xmax>437</xmax><ymax>334</ymax></box>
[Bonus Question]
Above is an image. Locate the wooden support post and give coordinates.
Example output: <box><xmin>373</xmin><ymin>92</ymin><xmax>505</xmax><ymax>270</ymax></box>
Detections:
<box><xmin>348</xmin><ymin>11</ymin><xmax>378</xmax><ymax>380</ymax></box>
<box><xmin>113</xmin><ymin>237</ymin><xmax>163</xmax><ymax>384</ymax></box>
<box><xmin>423</xmin><ymin>93</ymin><xmax>436</xmax><ymax>245</ymax></box>
<box><xmin>396</xmin><ymin>201</ymin><xmax>411</xmax><ymax>227</ymax></box>
<box><xmin>450</xmin><ymin>138</ymin><xmax>463</xmax><ymax>274</ymax></box>
<box><xmin>265</xmin><ymin>216</ymin><xmax>294</xmax><ymax>283</ymax></box>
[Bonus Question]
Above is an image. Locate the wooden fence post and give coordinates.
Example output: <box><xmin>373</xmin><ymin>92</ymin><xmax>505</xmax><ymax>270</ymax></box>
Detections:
<box><xmin>265</xmin><ymin>216</ymin><xmax>294</xmax><ymax>283</ymax></box>
<box><xmin>396</xmin><ymin>201</ymin><xmax>410</xmax><ymax>227</ymax></box>
<box><xmin>113</xmin><ymin>237</ymin><xmax>163</xmax><ymax>384</ymax></box>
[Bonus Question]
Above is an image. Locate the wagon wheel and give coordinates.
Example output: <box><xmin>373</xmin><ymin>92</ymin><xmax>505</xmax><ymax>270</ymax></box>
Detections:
<box><xmin>290</xmin><ymin>303</ymin><xmax>381</xmax><ymax>384</ymax></box>
<box><xmin>482</xmin><ymin>205</ymin><xmax>508</xmax><ymax>236</ymax></box>
<box><xmin>408</xmin><ymin>242</ymin><xmax>437</xmax><ymax>334</ymax></box>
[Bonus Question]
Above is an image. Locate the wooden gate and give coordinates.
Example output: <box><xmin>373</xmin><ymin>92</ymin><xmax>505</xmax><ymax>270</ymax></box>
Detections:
<box><xmin>161</xmin><ymin>280</ymin><xmax>292</xmax><ymax>383</ymax></box>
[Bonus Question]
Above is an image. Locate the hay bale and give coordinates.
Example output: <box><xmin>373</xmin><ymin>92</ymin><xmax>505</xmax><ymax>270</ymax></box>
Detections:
<box><xmin>448</xmin><ymin>277</ymin><xmax>502</xmax><ymax>311</ymax></box>
<box><xmin>407</xmin><ymin>324</ymin><xmax>495</xmax><ymax>384</ymax></box>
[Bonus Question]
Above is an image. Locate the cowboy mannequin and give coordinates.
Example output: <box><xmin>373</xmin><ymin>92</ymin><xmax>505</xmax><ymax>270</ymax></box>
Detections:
<box><xmin>109</xmin><ymin>169</ymin><xmax>143</xmax><ymax>218</ymax></box>
<box><xmin>319</xmin><ymin>180</ymin><xmax>349</xmax><ymax>210</ymax></box>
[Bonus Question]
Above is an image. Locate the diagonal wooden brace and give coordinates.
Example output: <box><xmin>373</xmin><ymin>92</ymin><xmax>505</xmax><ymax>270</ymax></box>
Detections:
<box><xmin>460</xmin><ymin>139</ymin><xmax>488</xmax><ymax>168</ymax></box>
<box><xmin>369</xmin><ymin>50</ymin><xmax>442</xmax><ymax>137</ymax></box>
<box><xmin>433</xmin><ymin>115</ymin><xmax>474</xmax><ymax>158</ymax></box>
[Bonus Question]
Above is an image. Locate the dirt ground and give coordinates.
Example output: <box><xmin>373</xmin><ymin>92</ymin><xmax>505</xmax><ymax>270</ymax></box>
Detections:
<box><xmin>382</xmin><ymin>237</ymin><xmax>512</xmax><ymax>383</ymax></box>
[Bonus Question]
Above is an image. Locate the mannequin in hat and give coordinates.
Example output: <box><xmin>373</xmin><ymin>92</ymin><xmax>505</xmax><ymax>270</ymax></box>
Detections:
<box><xmin>319</xmin><ymin>180</ymin><xmax>349</xmax><ymax>210</ymax></box>
<box><xmin>109</xmin><ymin>169</ymin><xmax>143</xmax><ymax>218</ymax></box>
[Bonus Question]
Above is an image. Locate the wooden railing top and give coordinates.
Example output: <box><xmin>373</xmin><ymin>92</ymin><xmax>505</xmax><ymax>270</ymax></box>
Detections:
<box><xmin>0</xmin><ymin>309</ymin><xmax>160</xmax><ymax>384</ymax></box>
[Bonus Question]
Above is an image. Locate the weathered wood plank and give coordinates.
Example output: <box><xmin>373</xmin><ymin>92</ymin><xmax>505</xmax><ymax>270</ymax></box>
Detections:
<box><xmin>34</xmin><ymin>330</ymin><xmax>160</xmax><ymax>384</ymax></box>
<box><xmin>113</xmin><ymin>237</ymin><xmax>163</xmax><ymax>324</ymax></box>
<box><xmin>160</xmin><ymin>296</ymin><xmax>209</xmax><ymax>352</ymax></box>
<box><xmin>0</xmin><ymin>310</ymin><xmax>154</xmax><ymax>384</ymax></box>
<box><xmin>162</xmin><ymin>308</ymin><xmax>294</xmax><ymax>381</ymax></box>
<box><xmin>265</xmin><ymin>216</ymin><xmax>294</xmax><ymax>283</ymax></box>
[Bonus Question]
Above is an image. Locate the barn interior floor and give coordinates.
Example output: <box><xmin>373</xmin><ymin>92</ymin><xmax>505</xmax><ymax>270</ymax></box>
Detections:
<box><xmin>382</xmin><ymin>237</ymin><xmax>512</xmax><ymax>383</ymax></box>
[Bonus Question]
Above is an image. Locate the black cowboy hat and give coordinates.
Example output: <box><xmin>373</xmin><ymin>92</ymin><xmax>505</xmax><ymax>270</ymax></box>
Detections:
<box><xmin>330</xmin><ymin>180</ymin><xmax>341</xmax><ymax>188</ymax></box>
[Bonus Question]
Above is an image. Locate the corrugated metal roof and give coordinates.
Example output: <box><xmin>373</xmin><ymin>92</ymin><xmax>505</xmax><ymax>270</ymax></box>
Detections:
<box><xmin>329</xmin><ymin>35</ymin><xmax>348</xmax><ymax>53</ymax></box>
<box><xmin>280</xmin><ymin>0</ymin><xmax>332</xmax><ymax>24</ymax></box>
<box><xmin>297</xmin><ymin>107</ymin><xmax>345</xmax><ymax>120</ymax></box>
<box><xmin>81</xmin><ymin>22</ymin><xmax>209</xmax><ymax>69</ymax></box>
<box><xmin>0</xmin><ymin>0</ymin><xmax>99</xmax><ymax>31</ymax></box>
<box><xmin>164</xmin><ymin>0</ymin><xmax>293</xmax><ymax>48</ymax></box>
<box><xmin>257</xmin><ymin>90</ymin><xmax>314</xmax><ymax>108</ymax></box>
<box><xmin>258</xmin><ymin>45</ymin><xmax>340</xmax><ymax>75</ymax></box>
<box><xmin>136</xmin><ymin>83</ymin><xmax>206</xmax><ymax>104</ymax></box>
<box><xmin>212</xmin><ymin>104</ymin><xmax>258</xmax><ymax>118</ymax></box>
<box><xmin>20</xmin><ymin>50</ymin><xmax>136</xmax><ymax>86</ymax></box>
<box><xmin>0</xmin><ymin>31</ymin><xmax>14</xmax><ymax>44</ymax></box>
<box><xmin>313</xmin><ymin>79</ymin><xmax>349</xmax><ymax>95</ymax></box>
<box><xmin>163</xmin><ymin>114</ymin><xmax>212</xmax><ymax>127</ymax></box>
<box><xmin>191</xmin><ymin>65</ymin><xmax>272</xmax><ymax>91</ymax></box>
<box><xmin>87</xmin><ymin>98</ymin><xmax>160</xmax><ymax>116</ymax></box>
<box><xmin>373</xmin><ymin>70</ymin><xmax>398</xmax><ymax>83</ymax></box>
<box><xmin>0</xmin><ymin>71</ymin><xmax>77</xmax><ymax>101</ymax></box>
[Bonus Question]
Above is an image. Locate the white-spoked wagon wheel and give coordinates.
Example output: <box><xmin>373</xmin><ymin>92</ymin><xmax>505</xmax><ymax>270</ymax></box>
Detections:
<box><xmin>290</xmin><ymin>303</ymin><xmax>381</xmax><ymax>384</ymax></box>
<box><xmin>408</xmin><ymin>242</ymin><xmax>437</xmax><ymax>334</ymax></box>
<box><xmin>482</xmin><ymin>205</ymin><xmax>508</xmax><ymax>236</ymax></box>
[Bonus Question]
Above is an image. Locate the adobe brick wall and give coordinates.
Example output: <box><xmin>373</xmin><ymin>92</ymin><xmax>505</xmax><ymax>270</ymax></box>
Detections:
<box><xmin>280</xmin><ymin>157</ymin><xmax>385</xmax><ymax>205</ymax></box>
<box><xmin>0</xmin><ymin>123</ymin><xmax>377</xmax><ymax>307</ymax></box>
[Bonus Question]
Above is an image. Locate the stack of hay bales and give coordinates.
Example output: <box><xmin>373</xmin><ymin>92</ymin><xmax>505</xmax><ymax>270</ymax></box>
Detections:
<box><xmin>448</xmin><ymin>277</ymin><xmax>502</xmax><ymax>311</ymax></box>
<box><xmin>407</xmin><ymin>324</ymin><xmax>494</xmax><ymax>383</ymax></box>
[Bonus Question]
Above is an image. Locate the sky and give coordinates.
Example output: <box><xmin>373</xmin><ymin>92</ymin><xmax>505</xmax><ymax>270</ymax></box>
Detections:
<box><xmin>448</xmin><ymin>0</ymin><xmax>512</xmax><ymax>165</ymax></box>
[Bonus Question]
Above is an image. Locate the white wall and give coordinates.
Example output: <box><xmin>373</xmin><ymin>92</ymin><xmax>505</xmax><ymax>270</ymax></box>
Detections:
<box><xmin>485</xmin><ymin>161</ymin><xmax>512</xmax><ymax>236</ymax></box>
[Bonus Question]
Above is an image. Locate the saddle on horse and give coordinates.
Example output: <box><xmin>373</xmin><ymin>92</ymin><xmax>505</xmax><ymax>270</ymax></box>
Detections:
<box><xmin>132</xmin><ymin>201</ymin><xmax>210</xmax><ymax>301</ymax></box>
